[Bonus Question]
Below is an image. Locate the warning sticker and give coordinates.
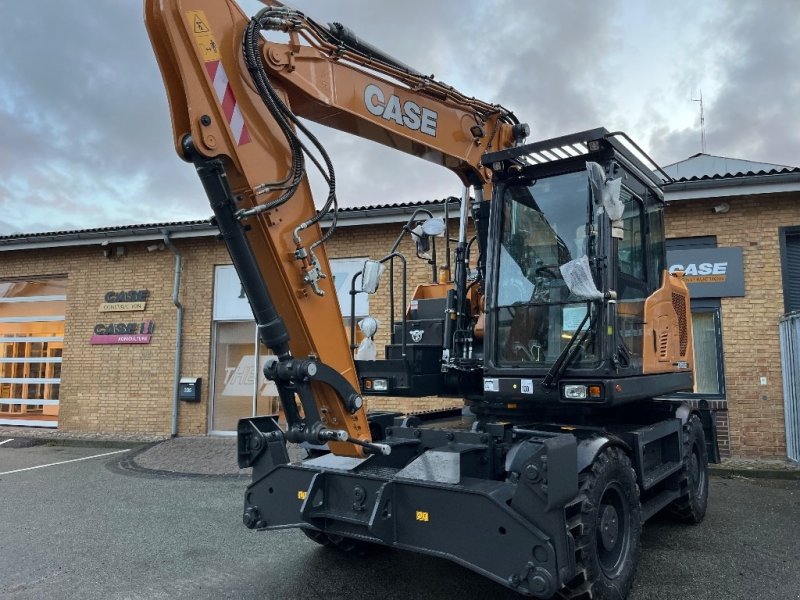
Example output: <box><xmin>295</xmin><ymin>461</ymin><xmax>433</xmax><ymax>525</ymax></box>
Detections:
<box><xmin>192</xmin><ymin>13</ymin><xmax>210</xmax><ymax>33</ymax></box>
<box><xmin>186</xmin><ymin>10</ymin><xmax>220</xmax><ymax>61</ymax></box>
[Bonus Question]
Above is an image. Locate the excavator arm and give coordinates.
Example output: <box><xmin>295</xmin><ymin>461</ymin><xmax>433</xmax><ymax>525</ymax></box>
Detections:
<box><xmin>144</xmin><ymin>0</ymin><xmax>521</xmax><ymax>456</ymax></box>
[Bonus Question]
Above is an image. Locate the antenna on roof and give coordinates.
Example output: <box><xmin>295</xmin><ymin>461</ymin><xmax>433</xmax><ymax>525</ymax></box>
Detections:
<box><xmin>692</xmin><ymin>90</ymin><xmax>706</xmax><ymax>154</ymax></box>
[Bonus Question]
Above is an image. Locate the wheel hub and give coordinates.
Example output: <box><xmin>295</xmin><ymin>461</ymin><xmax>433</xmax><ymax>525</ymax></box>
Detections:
<box><xmin>599</xmin><ymin>504</ymin><xmax>619</xmax><ymax>550</ymax></box>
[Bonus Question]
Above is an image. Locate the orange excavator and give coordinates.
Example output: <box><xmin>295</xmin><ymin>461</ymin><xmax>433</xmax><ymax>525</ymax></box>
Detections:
<box><xmin>145</xmin><ymin>2</ymin><xmax>717</xmax><ymax>597</ymax></box>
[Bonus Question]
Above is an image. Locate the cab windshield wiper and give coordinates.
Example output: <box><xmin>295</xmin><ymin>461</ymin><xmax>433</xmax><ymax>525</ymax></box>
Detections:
<box><xmin>541</xmin><ymin>308</ymin><xmax>591</xmax><ymax>388</ymax></box>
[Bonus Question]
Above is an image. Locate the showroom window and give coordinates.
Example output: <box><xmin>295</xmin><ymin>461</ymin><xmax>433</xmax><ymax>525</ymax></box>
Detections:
<box><xmin>209</xmin><ymin>261</ymin><xmax>367</xmax><ymax>433</ymax></box>
<box><xmin>210</xmin><ymin>321</ymin><xmax>279</xmax><ymax>432</ymax></box>
<box><xmin>690</xmin><ymin>304</ymin><xmax>725</xmax><ymax>396</ymax></box>
<box><xmin>0</xmin><ymin>278</ymin><xmax>66</xmax><ymax>427</ymax></box>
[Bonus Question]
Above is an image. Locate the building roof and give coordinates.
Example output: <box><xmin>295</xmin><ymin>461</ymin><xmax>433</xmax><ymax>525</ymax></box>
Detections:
<box><xmin>0</xmin><ymin>198</ymin><xmax>458</xmax><ymax>251</ymax></box>
<box><xmin>662</xmin><ymin>153</ymin><xmax>800</xmax><ymax>202</ymax></box>
<box><xmin>3</xmin><ymin>149</ymin><xmax>799</xmax><ymax>250</ymax></box>
<box><xmin>662</xmin><ymin>153</ymin><xmax>800</xmax><ymax>182</ymax></box>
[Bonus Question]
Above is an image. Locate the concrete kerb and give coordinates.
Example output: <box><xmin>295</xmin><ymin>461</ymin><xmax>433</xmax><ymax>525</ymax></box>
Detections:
<box><xmin>114</xmin><ymin>441</ymin><xmax>251</xmax><ymax>480</ymax></box>
<box><xmin>710</xmin><ymin>459</ymin><xmax>800</xmax><ymax>481</ymax></box>
<box><xmin>5</xmin><ymin>426</ymin><xmax>800</xmax><ymax>480</ymax></box>
<box><xmin>0</xmin><ymin>426</ymin><xmax>166</xmax><ymax>449</ymax></box>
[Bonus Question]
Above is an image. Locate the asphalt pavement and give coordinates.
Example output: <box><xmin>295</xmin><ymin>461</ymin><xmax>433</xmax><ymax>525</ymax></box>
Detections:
<box><xmin>1</xmin><ymin>436</ymin><xmax>799</xmax><ymax>599</ymax></box>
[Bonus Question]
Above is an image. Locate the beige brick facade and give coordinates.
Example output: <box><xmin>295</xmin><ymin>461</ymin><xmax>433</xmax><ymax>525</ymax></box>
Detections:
<box><xmin>1</xmin><ymin>190</ymin><xmax>797</xmax><ymax>458</ymax></box>
<box><xmin>0</xmin><ymin>220</ymin><xmax>459</xmax><ymax>437</ymax></box>
<box><xmin>665</xmin><ymin>192</ymin><xmax>800</xmax><ymax>458</ymax></box>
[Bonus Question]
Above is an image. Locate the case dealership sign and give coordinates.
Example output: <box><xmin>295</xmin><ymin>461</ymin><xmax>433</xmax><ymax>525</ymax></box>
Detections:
<box><xmin>92</xmin><ymin>289</ymin><xmax>155</xmax><ymax>344</ymax></box>
<box><xmin>666</xmin><ymin>247</ymin><xmax>745</xmax><ymax>298</ymax></box>
<box><xmin>99</xmin><ymin>289</ymin><xmax>149</xmax><ymax>312</ymax></box>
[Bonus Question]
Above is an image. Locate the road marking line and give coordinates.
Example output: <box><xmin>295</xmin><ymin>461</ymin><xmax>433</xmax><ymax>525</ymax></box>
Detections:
<box><xmin>0</xmin><ymin>448</ymin><xmax>130</xmax><ymax>475</ymax></box>
<box><xmin>0</xmin><ymin>439</ymin><xmax>13</xmax><ymax>446</ymax></box>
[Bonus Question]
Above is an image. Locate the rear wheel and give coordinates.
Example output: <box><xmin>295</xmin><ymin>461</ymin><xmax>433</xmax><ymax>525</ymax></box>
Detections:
<box><xmin>560</xmin><ymin>446</ymin><xmax>642</xmax><ymax>600</ymax></box>
<box><xmin>668</xmin><ymin>414</ymin><xmax>709</xmax><ymax>523</ymax></box>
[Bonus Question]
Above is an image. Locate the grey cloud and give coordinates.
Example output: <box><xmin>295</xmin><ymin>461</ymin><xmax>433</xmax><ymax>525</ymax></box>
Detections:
<box><xmin>648</xmin><ymin>0</ymin><xmax>800</xmax><ymax>167</ymax></box>
<box><xmin>701</xmin><ymin>0</ymin><xmax>800</xmax><ymax>165</ymax></box>
<box><xmin>0</xmin><ymin>1</ymin><xmax>207</xmax><ymax>232</ymax></box>
<box><xmin>1</xmin><ymin>0</ymin><xmax>798</xmax><ymax>235</ymax></box>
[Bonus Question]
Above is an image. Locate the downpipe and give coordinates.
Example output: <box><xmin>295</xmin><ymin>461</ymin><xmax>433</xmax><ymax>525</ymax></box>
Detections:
<box><xmin>163</xmin><ymin>230</ymin><xmax>183</xmax><ymax>437</ymax></box>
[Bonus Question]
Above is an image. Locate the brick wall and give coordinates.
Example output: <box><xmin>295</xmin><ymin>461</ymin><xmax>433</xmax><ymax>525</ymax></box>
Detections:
<box><xmin>665</xmin><ymin>192</ymin><xmax>800</xmax><ymax>458</ymax></box>
<box><xmin>0</xmin><ymin>219</ymin><xmax>459</xmax><ymax>436</ymax></box>
<box><xmin>5</xmin><ymin>190</ymin><xmax>796</xmax><ymax>454</ymax></box>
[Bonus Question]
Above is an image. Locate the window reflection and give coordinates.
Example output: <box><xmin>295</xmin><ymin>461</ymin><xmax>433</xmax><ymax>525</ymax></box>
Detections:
<box><xmin>210</xmin><ymin>322</ymin><xmax>280</xmax><ymax>432</ymax></box>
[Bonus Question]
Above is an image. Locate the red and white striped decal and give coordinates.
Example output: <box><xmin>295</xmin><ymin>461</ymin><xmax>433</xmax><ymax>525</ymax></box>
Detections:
<box><xmin>205</xmin><ymin>60</ymin><xmax>251</xmax><ymax>145</ymax></box>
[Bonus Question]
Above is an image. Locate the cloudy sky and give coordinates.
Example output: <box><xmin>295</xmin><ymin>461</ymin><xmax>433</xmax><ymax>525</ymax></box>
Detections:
<box><xmin>0</xmin><ymin>0</ymin><xmax>797</xmax><ymax>234</ymax></box>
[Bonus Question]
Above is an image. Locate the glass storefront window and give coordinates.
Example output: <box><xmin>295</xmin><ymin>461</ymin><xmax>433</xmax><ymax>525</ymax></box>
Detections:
<box><xmin>692</xmin><ymin>310</ymin><xmax>724</xmax><ymax>395</ymax></box>
<box><xmin>210</xmin><ymin>262</ymin><xmax>368</xmax><ymax>433</ymax></box>
<box><xmin>0</xmin><ymin>278</ymin><xmax>66</xmax><ymax>426</ymax></box>
<box><xmin>210</xmin><ymin>321</ymin><xmax>280</xmax><ymax>433</ymax></box>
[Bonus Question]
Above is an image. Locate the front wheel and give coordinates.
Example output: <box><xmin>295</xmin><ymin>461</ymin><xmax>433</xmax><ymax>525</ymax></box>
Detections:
<box><xmin>560</xmin><ymin>446</ymin><xmax>642</xmax><ymax>600</ymax></box>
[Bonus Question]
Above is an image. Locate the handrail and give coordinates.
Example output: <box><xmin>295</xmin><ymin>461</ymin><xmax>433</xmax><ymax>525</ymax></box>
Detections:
<box><xmin>349</xmin><ymin>252</ymin><xmax>408</xmax><ymax>360</ymax></box>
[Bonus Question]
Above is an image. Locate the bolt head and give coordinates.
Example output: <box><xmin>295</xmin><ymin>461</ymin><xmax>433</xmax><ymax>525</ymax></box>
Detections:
<box><xmin>242</xmin><ymin>507</ymin><xmax>259</xmax><ymax>529</ymax></box>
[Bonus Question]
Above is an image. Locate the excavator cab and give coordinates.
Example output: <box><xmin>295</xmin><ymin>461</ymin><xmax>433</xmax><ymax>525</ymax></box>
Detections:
<box><xmin>477</xmin><ymin>128</ymin><xmax>693</xmax><ymax>414</ymax></box>
<box><xmin>356</xmin><ymin>129</ymin><xmax>693</xmax><ymax>418</ymax></box>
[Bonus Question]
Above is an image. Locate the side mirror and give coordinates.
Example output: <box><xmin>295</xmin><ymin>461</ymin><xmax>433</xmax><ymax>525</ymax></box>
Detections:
<box><xmin>412</xmin><ymin>218</ymin><xmax>445</xmax><ymax>255</ymax></box>
<box><xmin>360</xmin><ymin>260</ymin><xmax>384</xmax><ymax>294</ymax></box>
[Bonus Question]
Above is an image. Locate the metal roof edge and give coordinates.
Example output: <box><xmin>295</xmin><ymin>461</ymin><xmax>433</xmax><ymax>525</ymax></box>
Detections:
<box><xmin>664</xmin><ymin>171</ymin><xmax>800</xmax><ymax>201</ymax></box>
<box><xmin>0</xmin><ymin>199</ymin><xmax>458</xmax><ymax>251</ymax></box>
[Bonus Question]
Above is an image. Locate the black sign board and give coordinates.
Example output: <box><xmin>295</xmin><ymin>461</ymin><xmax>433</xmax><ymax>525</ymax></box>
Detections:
<box><xmin>666</xmin><ymin>247</ymin><xmax>745</xmax><ymax>298</ymax></box>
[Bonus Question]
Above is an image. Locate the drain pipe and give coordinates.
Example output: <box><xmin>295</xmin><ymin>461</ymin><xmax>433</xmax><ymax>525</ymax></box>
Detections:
<box><xmin>162</xmin><ymin>229</ymin><xmax>183</xmax><ymax>437</ymax></box>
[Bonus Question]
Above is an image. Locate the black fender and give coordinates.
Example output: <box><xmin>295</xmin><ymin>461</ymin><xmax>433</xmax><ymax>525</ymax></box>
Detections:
<box><xmin>576</xmin><ymin>435</ymin><xmax>631</xmax><ymax>473</ymax></box>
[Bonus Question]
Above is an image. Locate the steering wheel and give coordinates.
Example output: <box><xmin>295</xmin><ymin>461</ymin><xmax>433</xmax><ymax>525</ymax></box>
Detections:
<box><xmin>535</xmin><ymin>264</ymin><xmax>561</xmax><ymax>279</ymax></box>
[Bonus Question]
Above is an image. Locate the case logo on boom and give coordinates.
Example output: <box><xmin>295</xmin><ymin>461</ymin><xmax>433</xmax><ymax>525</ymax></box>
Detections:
<box><xmin>364</xmin><ymin>84</ymin><xmax>438</xmax><ymax>137</ymax></box>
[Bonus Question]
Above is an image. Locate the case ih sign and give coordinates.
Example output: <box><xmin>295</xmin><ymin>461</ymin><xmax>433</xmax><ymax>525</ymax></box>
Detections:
<box><xmin>90</xmin><ymin>320</ymin><xmax>155</xmax><ymax>345</ymax></box>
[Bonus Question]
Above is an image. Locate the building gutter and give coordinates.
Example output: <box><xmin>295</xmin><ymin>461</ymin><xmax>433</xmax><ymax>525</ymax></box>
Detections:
<box><xmin>0</xmin><ymin>200</ymin><xmax>463</xmax><ymax>252</ymax></box>
<box><xmin>664</xmin><ymin>171</ymin><xmax>800</xmax><ymax>201</ymax></box>
<box><xmin>162</xmin><ymin>230</ymin><xmax>183</xmax><ymax>437</ymax></box>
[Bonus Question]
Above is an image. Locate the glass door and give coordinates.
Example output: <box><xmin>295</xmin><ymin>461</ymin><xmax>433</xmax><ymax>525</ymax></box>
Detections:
<box><xmin>209</xmin><ymin>321</ymin><xmax>280</xmax><ymax>433</ymax></box>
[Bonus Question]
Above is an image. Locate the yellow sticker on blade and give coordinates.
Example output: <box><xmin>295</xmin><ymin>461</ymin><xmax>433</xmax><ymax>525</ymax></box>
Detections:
<box><xmin>186</xmin><ymin>10</ymin><xmax>221</xmax><ymax>61</ymax></box>
<box><xmin>415</xmin><ymin>511</ymin><xmax>429</xmax><ymax>522</ymax></box>
<box><xmin>297</xmin><ymin>491</ymin><xmax>307</xmax><ymax>500</ymax></box>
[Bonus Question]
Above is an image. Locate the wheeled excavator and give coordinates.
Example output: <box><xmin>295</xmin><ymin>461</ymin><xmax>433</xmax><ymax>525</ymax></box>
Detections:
<box><xmin>145</xmin><ymin>1</ymin><xmax>717</xmax><ymax>597</ymax></box>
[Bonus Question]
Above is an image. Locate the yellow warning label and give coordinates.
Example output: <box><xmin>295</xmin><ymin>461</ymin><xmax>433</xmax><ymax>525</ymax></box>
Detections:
<box><xmin>297</xmin><ymin>491</ymin><xmax>307</xmax><ymax>500</ymax></box>
<box><xmin>186</xmin><ymin>10</ymin><xmax>220</xmax><ymax>61</ymax></box>
<box><xmin>192</xmin><ymin>13</ymin><xmax>210</xmax><ymax>33</ymax></box>
<box><xmin>415</xmin><ymin>511</ymin><xmax>429</xmax><ymax>522</ymax></box>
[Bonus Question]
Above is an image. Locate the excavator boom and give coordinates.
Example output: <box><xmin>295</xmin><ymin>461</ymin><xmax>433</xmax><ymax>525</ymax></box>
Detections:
<box><xmin>144</xmin><ymin>0</ymin><xmax>519</xmax><ymax>456</ymax></box>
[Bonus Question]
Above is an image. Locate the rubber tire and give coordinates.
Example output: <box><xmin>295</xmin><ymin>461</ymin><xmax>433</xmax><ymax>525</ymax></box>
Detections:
<box><xmin>300</xmin><ymin>528</ymin><xmax>386</xmax><ymax>555</ymax></box>
<box><xmin>667</xmin><ymin>414</ymin><xmax>709</xmax><ymax>524</ymax></box>
<box><xmin>559</xmin><ymin>446</ymin><xmax>643</xmax><ymax>600</ymax></box>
